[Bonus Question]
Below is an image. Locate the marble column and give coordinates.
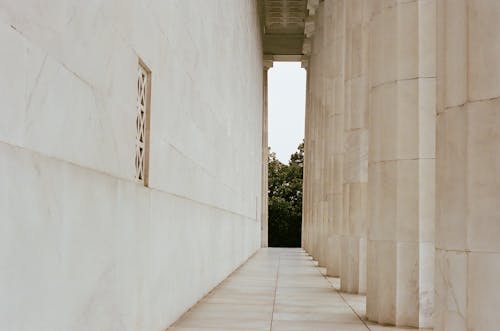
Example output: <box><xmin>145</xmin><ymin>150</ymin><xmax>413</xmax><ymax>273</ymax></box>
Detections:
<box><xmin>303</xmin><ymin>57</ymin><xmax>314</xmax><ymax>257</ymax></box>
<box><xmin>303</xmin><ymin>0</ymin><xmax>346</xmax><ymax>276</ymax></box>
<box><xmin>309</xmin><ymin>18</ymin><xmax>324</xmax><ymax>264</ymax></box>
<box><xmin>316</xmin><ymin>2</ymin><xmax>329</xmax><ymax>267</ymax></box>
<box><xmin>325</xmin><ymin>0</ymin><xmax>346</xmax><ymax>278</ymax></box>
<box><xmin>303</xmin><ymin>1</ymin><xmax>329</xmax><ymax>265</ymax></box>
<box><xmin>303</xmin><ymin>51</ymin><xmax>319</xmax><ymax>258</ymax></box>
<box><xmin>261</xmin><ymin>59</ymin><xmax>273</xmax><ymax>248</ymax></box>
<box><xmin>435</xmin><ymin>1</ymin><xmax>500</xmax><ymax>330</ymax></box>
<box><xmin>366</xmin><ymin>0</ymin><xmax>436</xmax><ymax>327</ymax></box>
<box><xmin>302</xmin><ymin>59</ymin><xmax>311</xmax><ymax>251</ymax></box>
<box><xmin>340</xmin><ymin>0</ymin><xmax>369</xmax><ymax>294</ymax></box>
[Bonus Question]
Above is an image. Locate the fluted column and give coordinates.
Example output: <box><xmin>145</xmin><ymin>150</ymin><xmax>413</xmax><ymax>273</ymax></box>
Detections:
<box><xmin>325</xmin><ymin>0</ymin><xmax>346</xmax><ymax>278</ymax></box>
<box><xmin>435</xmin><ymin>1</ymin><xmax>500</xmax><ymax>330</ymax></box>
<box><xmin>340</xmin><ymin>0</ymin><xmax>369</xmax><ymax>294</ymax></box>
<box><xmin>316</xmin><ymin>1</ymin><xmax>329</xmax><ymax>267</ymax></box>
<box><xmin>366</xmin><ymin>0</ymin><xmax>436</xmax><ymax>327</ymax></box>
<box><xmin>302</xmin><ymin>59</ymin><xmax>311</xmax><ymax>251</ymax></box>
<box><xmin>308</xmin><ymin>11</ymin><xmax>323</xmax><ymax>262</ymax></box>
<box><xmin>303</xmin><ymin>1</ymin><xmax>330</xmax><ymax>265</ymax></box>
<box><xmin>261</xmin><ymin>59</ymin><xmax>273</xmax><ymax>248</ymax></box>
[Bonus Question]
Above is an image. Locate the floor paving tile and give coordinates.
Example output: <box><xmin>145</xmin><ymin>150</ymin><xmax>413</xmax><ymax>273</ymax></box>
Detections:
<box><xmin>168</xmin><ymin>248</ymin><xmax>378</xmax><ymax>331</ymax></box>
<box><xmin>270</xmin><ymin>320</ymin><xmax>369</xmax><ymax>331</ymax></box>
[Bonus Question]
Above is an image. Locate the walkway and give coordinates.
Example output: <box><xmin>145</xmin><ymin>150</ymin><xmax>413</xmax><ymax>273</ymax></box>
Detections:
<box><xmin>168</xmin><ymin>248</ymin><xmax>417</xmax><ymax>331</ymax></box>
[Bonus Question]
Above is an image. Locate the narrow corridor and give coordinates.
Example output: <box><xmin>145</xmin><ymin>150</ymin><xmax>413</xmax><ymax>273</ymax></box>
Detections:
<box><xmin>168</xmin><ymin>248</ymin><xmax>420</xmax><ymax>331</ymax></box>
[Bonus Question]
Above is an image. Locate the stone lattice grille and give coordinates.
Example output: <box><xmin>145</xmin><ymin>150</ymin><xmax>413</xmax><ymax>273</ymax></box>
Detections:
<box><xmin>135</xmin><ymin>62</ymin><xmax>150</xmax><ymax>185</ymax></box>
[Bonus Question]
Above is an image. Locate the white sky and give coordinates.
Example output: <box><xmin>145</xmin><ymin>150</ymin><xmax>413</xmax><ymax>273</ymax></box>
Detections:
<box><xmin>268</xmin><ymin>62</ymin><xmax>306</xmax><ymax>163</ymax></box>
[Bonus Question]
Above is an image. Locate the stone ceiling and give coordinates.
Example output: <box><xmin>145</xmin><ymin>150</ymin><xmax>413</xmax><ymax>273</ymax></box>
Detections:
<box><xmin>259</xmin><ymin>0</ymin><xmax>311</xmax><ymax>60</ymax></box>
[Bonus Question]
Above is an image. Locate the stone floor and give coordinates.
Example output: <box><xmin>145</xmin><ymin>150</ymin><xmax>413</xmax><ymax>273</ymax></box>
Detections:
<box><xmin>168</xmin><ymin>248</ymin><xmax>422</xmax><ymax>331</ymax></box>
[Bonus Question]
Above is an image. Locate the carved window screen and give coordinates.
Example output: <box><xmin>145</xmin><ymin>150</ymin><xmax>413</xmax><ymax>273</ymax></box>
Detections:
<box><xmin>135</xmin><ymin>60</ymin><xmax>151</xmax><ymax>186</ymax></box>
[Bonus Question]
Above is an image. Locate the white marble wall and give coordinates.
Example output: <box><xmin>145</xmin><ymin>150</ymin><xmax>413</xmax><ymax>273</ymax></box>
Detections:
<box><xmin>366</xmin><ymin>0</ymin><xmax>436</xmax><ymax>327</ymax></box>
<box><xmin>0</xmin><ymin>1</ymin><xmax>263</xmax><ymax>330</ymax></box>
<box><xmin>435</xmin><ymin>1</ymin><xmax>500</xmax><ymax>330</ymax></box>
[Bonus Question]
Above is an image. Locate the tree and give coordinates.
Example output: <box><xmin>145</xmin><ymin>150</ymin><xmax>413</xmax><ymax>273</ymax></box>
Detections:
<box><xmin>268</xmin><ymin>141</ymin><xmax>304</xmax><ymax>247</ymax></box>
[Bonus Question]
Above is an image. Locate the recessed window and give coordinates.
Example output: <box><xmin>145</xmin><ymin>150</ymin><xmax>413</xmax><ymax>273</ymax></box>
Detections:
<box><xmin>135</xmin><ymin>60</ymin><xmax>151</xmax><ymax>186</ymax></box>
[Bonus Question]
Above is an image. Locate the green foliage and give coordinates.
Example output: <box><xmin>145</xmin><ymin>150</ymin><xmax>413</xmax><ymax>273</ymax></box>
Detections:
<box><xmin>268</xmin><ymin>142</ymin><xmax>304</xmax><ymax>247</ymax></box>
